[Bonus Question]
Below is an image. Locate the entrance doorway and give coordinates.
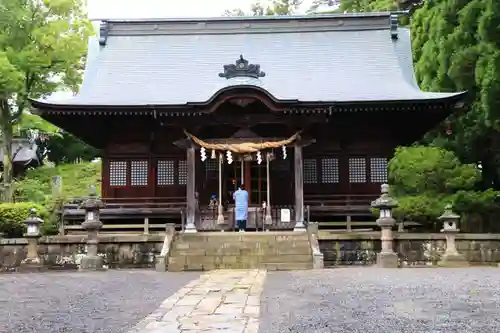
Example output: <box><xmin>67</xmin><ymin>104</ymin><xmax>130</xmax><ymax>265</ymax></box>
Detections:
<box><xmin>223</xmin><ymin>161</ymin><xmax>267</xmax><ymax>205</ymax></box>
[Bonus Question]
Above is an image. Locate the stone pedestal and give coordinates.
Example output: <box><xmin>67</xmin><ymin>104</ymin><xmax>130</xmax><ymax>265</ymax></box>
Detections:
<box><xmin>438</xmin><ymin>229</ymin><xmax>468</xmax><ymax>267</ymax></box>
<box><xmin>80</xmin><ymin>220</ymin><xmax>105</xmax><ymax>271</ymax></box>
<box><xmin>371</xmin><ymin>184</ymin><xmax>399</xmax><ymax>268</ymax></box>
<box><xmin>376</xmin><ymin>219</ymin><xmax>399</xmax><ymax>268</ymax></box>
<box><xmin>19</xmin><ymin>236</ymin><xmax>47</xmax><ymax>272</ymax></box>
<box><xmin>437</xmin><ymin>204</ymin><xmax>468</xmax><ymax>267</ymax></box>
<box><xmin>79</xmin><ymin>190</ymin><xmax>106</xmax><ymax>271</ymax></box>
<box><xmin>18</xmin><ymin>210</ymin><xmax>46</xmax><ymax>272</ymax></box>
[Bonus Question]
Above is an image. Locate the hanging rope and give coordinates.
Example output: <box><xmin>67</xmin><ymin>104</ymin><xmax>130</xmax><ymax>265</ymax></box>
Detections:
<box><xmin>184</xmin><ymin>130</ymin><xmax>301</xmax><ymax>153</ymax></box>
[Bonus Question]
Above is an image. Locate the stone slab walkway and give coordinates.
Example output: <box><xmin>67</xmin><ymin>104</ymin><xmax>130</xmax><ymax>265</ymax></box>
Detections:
<box><xmin>128</xmin><ymin>269</ymin><xmax>266</xmax><ymax>333</ymax></box>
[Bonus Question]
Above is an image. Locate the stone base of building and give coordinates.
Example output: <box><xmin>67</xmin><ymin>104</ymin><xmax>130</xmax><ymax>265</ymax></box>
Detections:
<box><xmin>438</xmin><ymin>254</ymin><xmax>469</xmax><ymax>267</ymax></box>
<box><xmin>79</xmin><ymin>255</ymin><xmax>106</xmax><ymax>271</ymax></box>
<box><xmin>376</xmin><ymin>252</ymin><xmax>399</xmax><ymax>268</ymax></box>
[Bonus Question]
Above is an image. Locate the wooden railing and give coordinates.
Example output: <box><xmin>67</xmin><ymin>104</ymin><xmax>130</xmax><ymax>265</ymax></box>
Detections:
<box><xmin>304</xmin><ymin>194</ymin><xmax>377</xmax><ymax>215</ymax></box>
<box><xmin>60</xmin><ymin>197</ymin><xmax>186</xmax><ymax>234</ymax></box>
<box><xmin>59</xmin><ymin>194</ymin><xmax>386</xmax><ymax>233</ymax></box>
<box><xmin>63</xmin><ymin>197</ymin><xmax>186</xmax><ymax>218</ymax></box>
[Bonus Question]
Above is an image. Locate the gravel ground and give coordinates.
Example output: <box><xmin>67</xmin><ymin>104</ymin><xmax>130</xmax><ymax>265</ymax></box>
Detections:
<box><xmin>260</xmin><ymin>268</ymin><xmax>500</xmax><ymax>333</ymax></box>
<box><xmin>0</xmin><ymin>270</ymin><xmax>200</xmax><ymax>333</ymax></box>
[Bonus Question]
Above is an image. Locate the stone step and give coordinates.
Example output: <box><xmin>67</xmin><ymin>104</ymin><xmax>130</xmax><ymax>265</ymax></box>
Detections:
<box><xmin>171</xmin><ymin>246</ymin><xmax>312</xmax><ymax>257</ymax></box>
<box><xmin>177</xmin><ymin>232</ymin><xmax>309</xmax><ymax>244</ymax></box>
<box><xmin>167</xmin><ymin>260</ymin><xmax>313</xmax><ymax>272</ymax></box>
<box><xmin>167</xmin><ymin>231</ymin><xmax>314</xmax><ymax>272</ymax></box>
<box><xmin>169</xmin><ymin>254</ymin><xmax>312</xmax><ymax>265</ymax></box>
<box><xmin>173</xmin><ymin>241</ymin><xmax>311</xmax><ymax>251</ymax></box>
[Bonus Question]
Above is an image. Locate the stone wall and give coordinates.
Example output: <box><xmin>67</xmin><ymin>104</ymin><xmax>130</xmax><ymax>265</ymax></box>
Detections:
<box><xmin>0</xmin><ymin>235</ymin><xmax>164</xmax><ymax>270</ymax></box>
<box><xmin>318</xmin><ymin>232</ymin><xmax>500</xmax><ymax>267</ymax></box>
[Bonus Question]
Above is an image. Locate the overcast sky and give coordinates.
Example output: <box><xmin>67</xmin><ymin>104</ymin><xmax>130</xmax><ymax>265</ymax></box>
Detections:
<box><xmin>86</xmin><ymin>0</ymin><xmax>316</xmax><ymax>19</ymax></box>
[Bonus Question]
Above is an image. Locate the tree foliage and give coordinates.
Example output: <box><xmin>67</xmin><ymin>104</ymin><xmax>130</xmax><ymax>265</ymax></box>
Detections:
<box><xmin>225</xmin><ymin>0</ymin><xmax>303</xmax><ymax>16</ymax></box>
<box><xmin>336</xmin><ymin>0</ymin><xmax>500</xmax><ymax>188</ymax></box>
<box><xmin>389</xmin><ymin>146</ymin><xmax>480</xmax><ymax>196</ymax></box>
<box><xmin>37</xmin><ymin>131</ymin><xmax>100</xmax><ymax>165</ymax></box>
<box><xmin>0</xmin><ymin>0</ymin><xmax>93</xmax><ymax>201</ymax></box>
<box><xmin>412</xmin><ymin>0</ymin><xmax>500</xmax><ymax>189</ymax></box>
<box><xmin>14</xmin><ymin>162</ymin><xmax>101</xmax><ymax>204</ymax></box>
<box><xmin>389</xmin><ymin>146</ymin><xmax>499</xmax><ymax>231</ymax></box>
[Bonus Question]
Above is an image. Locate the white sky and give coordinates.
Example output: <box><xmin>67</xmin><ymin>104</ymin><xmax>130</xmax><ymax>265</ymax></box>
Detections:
<box><xmin>86</xmin><ymin>0</ymin><xmax>316</xmax><ymax>19</ymax></box>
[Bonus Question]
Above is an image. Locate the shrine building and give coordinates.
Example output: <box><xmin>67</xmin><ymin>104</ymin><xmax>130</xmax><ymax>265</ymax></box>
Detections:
<box><xmin>30</xmin><ymin>12</ymin><xmax>466</xmax><ymax>233</ymax></box>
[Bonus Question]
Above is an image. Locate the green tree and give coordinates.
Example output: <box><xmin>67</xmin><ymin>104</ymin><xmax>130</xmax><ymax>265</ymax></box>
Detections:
<box><xmin>0</xmin><ymin>0</ymin><xmax>93</xmax><ymax>202</ymax></box>
<box><xmin>412</xmin><ymin>0</ymin><xmax>500</xmax><ymax>189</ymax></box>
<box><xmin>225</xmin><ymin>0</ymin><xmax>303</xmax><ymax>16</ymax></box>
<box><xmin>389</xmin><ymin>146</ymin><xmax>480</xmax><ymax>196</ymax></box>
<box><xmin>388</xmin><ymin>146</ymin><xmax>499</xmax><ymax>231</ymax></box>
<box><xmin>40</xmin><ymin>131</ymin><xmax>100</xmax><ymax>165</ymax></box>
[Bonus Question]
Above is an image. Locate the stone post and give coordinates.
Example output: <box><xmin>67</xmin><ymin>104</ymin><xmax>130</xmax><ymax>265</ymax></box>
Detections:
<box><xmin>306</xmin><ymin>222</ymin><xmax>324</xmax><ymax>269</ymax></box>
<box><xmin>19</xmin><ymin>208</ymin><xmax>45</xmax><ymax>272</ymax></box>
<box><xmin>438</xmin><ymin>204</ymin><xmax>469</xmax><ymax>267</ymax></box>
<box><xmin>371</xmin><ymin>184</ymin><xmax>399</xmax><ymax>268</ymax></box>
<box><xmin>79</xmin><ymin>186</ymin><xmax>106</xmax><ymax>271</ymax></box>
<box><xmin>155</xmin><ymin>223</ymin><xmax>177</xmax><ymax>272</ymax></box>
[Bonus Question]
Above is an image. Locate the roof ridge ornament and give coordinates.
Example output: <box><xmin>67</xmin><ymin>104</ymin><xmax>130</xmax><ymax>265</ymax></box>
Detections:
<box><xmin>390</xmin><ymin>14</ymin><xmax>398</xmax><ymax>40</ymax></box>
<box><xmin>218</xmin><ymin>55</ymin><xmax>266</xmax><ymax>79</ymax></box>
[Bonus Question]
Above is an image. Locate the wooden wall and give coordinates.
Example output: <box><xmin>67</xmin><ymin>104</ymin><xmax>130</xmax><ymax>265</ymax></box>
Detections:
<box><xmin>99</xmin><ymin>107</ymin><xmax>401</xmax><ymax>203</ymax></box>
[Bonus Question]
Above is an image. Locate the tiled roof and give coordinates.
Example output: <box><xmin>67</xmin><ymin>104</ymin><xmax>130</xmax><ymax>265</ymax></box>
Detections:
<box><xmin>33</xmin><ymin>13</ymin><xmax>465</xmax><ymax>107</ymax></box>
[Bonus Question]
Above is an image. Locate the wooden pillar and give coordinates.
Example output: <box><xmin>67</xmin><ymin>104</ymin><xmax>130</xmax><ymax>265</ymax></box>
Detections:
<box><xmin>185</xmin><ymin>143</ymin><xmax>197</xmax><ymax>232</ymax></box>
<box><xmin>264</xmin><ymin>153</ymin><xmax>272</xmax><ymax>228</ymax></box>
<box><xmin>216</xmin><ymin>153</ymin><xmax>225</xmax><ymax>228</ymax></box>
<box><xmin>294</xmin><ymin>141</ymin><xmax>306</xmax><ymax>231</ymax></box>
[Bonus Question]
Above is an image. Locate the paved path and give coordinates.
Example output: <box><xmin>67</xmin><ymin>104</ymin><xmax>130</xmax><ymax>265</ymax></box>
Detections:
<box><xmin>129</xmin><ymin>269</ymin><xmax>266</xmax><ymax>333</ymax></box>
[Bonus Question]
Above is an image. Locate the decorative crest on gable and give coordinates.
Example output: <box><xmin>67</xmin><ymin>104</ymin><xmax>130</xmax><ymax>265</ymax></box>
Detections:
<box><xmin>218</xmin><ymin>55</ymin><xmax>266</xmax><ymax>79</ymax></box>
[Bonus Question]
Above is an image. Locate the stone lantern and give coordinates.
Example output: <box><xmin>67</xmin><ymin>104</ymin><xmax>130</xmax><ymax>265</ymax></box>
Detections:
<box><xmin>438</xmin><ymin>204</ymin><xmax>468</xmax><ymax>267</ymax></box>
<box><xmin>19</xmin><ymin>208</ymin><xmax>45</xmax><ymax>272</ymax></box>
<box><xmin>371</xmin><ymin>184</ymin><xmax>399</xmax><ymax>268</ymax></box>
<box><xmin>79</xmin><ymin>185</ymin><xmax>106</xmax><ymax>271</ymax></box>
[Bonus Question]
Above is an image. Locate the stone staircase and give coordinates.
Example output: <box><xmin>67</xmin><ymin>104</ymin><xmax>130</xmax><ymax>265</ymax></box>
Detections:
<box><xmin>167</xmin><ymin>232</ymin><xmax>313</xmax><ymax>271</ymax></box>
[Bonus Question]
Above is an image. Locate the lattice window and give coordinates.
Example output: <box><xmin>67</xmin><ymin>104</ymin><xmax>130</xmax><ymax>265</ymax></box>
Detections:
<box><xmin>321</xmin><ymin>158</ymin><xmax>339</xmax><ymax>184</ymax></box>
<box><xmin>370</xmin><ymin>157</ymin><xmax>388</xmax><ymax>183</ymax></box>
<box><xmin>349</xmin><ymin>157</ymin><xmax>367</xmax><ymax>183</ymax></box>
<box><xmin>157</xmin><ymin>160</ymin><xmax>175</xmax><ymax>185</ymax></box>
<box><xmin>303</xmin><ymin>158</ymin><xmax>318</xmax><ymax>184</ymax></box>
<box><xmin>178</xmin><ymin>160</ymin><xmax>187</xmax><ymax>185</ymax></box>
<box><xmin>109</xmin><ymin>160</ymin><xmax>127</xmax><ymax>186</ymax></box>
<box><xmin>130</xmin><ymin>160</ymin><xmax>148</xmax><ymax>186</ymax></box>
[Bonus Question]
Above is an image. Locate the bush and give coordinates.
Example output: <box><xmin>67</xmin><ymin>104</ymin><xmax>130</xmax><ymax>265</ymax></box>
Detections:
<box><xmin>14</xmin><ymin>161</ymin><xmax>101</xmax><ymax>203</ymax></box>
<box><xmin>0</xmin><ymin>202</ymin><xmax>53</xmax><ymax>238</ymax></box>
<box><xmin>389</xmin><ymin>146</ymin><xmax>480</xmax><ymax>196</ymax></box>
<box><xmin>392</xmin><ymin>195</ymin><xmax>448</xmax><ymax>224</ymax></box>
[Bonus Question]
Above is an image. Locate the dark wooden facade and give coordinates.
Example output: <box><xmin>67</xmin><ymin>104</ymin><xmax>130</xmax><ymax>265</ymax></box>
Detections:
<box><xmin>34</xmin><ymin>90</ymin><xmax>465</xmax><ymax>230</ymax></box>
<box><xmin>30</xmin><ymin>14</ymin><xmax>468</xmax><ymax>231</ymax></box>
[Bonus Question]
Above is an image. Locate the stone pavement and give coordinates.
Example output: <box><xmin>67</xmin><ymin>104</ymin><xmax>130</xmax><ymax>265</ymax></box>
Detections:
<box><xmin>128</xmin><ymin>269</ymin><xmax>266</xmax><ymax>333</ymax></box>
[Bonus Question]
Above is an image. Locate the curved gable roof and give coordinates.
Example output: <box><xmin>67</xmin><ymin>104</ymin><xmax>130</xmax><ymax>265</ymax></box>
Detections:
<box><xmin>32</xmin><ymin>13</ymin><xmax>465</xmax><ymax>108</ymax></box>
